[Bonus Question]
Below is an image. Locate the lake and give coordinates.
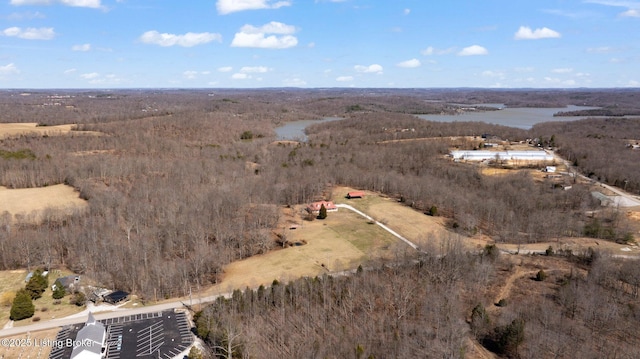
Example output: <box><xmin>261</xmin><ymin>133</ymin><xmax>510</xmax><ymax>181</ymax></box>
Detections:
<box><xmin>275</xmin><ymin>105</ymin><xmax>601</xmax><ymax>140</ymax></box>
<box><xmin>417</xmin><ymin>105</ymin><xmax>600</xmax><ymax>129</ymax></box>
<box><xmin>275</xmin><ymin>117</ymin><xmax>343</xmax><ymax>141</ymax></box>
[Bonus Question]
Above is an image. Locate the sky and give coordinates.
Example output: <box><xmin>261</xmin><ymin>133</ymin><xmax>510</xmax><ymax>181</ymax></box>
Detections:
<box><xmin>0</xmin><ymin>0</ymin><xmax>639</xmax><ymax>88</ymax></box>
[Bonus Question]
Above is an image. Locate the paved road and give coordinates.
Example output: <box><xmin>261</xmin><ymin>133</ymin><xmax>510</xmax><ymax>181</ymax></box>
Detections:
<box><xmin>0</xmin><ymin>291</ymin><xmax>232</xmax><ymax>338</ymax></box>
<box><xmin>551</xmin><ymin>150</ymin><xmax>640</xmax><ymax>207</ymax></box>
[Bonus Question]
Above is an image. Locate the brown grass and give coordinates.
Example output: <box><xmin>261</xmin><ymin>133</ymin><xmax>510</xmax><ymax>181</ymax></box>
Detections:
<box><xmin>211</xmin><ymin>206</ymin><xmax>400</xmax><ymax>293</ymax></box>
<box><xmin>0</xmin><ymin>123</ymin><xmax>101</xmax><ymax>139</ymax></box>
<box><xmin>0</xmin><ymin>184</ymin><xmax>88</xmax><ymax>223</ymax></box>
<box><xmin>330</xmin><ymin>186</ymin><xmax>483</xmax><ymax>253</ymax></box>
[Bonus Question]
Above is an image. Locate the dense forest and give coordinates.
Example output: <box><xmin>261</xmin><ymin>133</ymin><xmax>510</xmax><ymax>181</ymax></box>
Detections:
<box><xmin>194</xmin><ymin>248</ymin><xmax>640</xmax><ymax>359</ymax></box>
<box><xmin>1</xmin><ymin>89</ymin><xmax>639</xmax><ymax>357</ymax></box>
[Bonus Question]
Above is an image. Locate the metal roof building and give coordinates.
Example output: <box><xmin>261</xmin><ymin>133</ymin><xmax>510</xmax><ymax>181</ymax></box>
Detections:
<box><xmin>450</xmin><ymin>150</ymin><xmax>554</xmax><ymax>162</ymax></box>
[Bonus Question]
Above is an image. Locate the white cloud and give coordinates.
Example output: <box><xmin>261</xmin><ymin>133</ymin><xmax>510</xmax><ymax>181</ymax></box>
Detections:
<box><xmin>354</xmin><ymin>64</ymin><xmax>383</xmax><ymax>74</ymax></box>
<box><xmin>625</xmin><ymin>80</ymin><xmax>639</xmax><ymax>87</ymax></box>
<box><xmin>7</xmin><ymin>11</ymin><xmax>45</xmax><ymax>20</ymax></box>
<box><xmin>396</xmin><ymin>58</ymin><xmax>421</xmax><ymax>68</ymax></box>
<box><xmin>2</xmin><ymin>27</ymin><xmax>55</xmax><ymax>40</ymax></box>
<box><xmin>336</xmin><ymin>76</ymin><xmax>353</xmax><ymax>82</ymax></box>
<box><xmin>218</xmin><ymin>66</ymin><xmax>233</xmax><ymax>72</ymax></box>
<box><xmin>231</xmin><ymin>73</ymin><xmax>250</xmax><ymax>80</ymax></box>
<box><xmin>544</xmin><ymin>77</ymin><xmax>577</xmax><ymax>86</ymax></box>
<box><xmin>64</xmin><ymin>68</ymin><xmax>76</xmax><ymax>74</ymax></box>
<box><xmin>60</xmin><ymin>0</ymin><xmax>100</xmax><ymax>7</ymax></box>
<box><xmin>216</xmin><ymin>0</ymin><xmax>291</xmax><ymax>15</ymax></box>
<box><xmin>0</xmin><ymin>63</ymin><xmax>20</xmax><ymax>76</ymax></box>
<box><xmin>552</xmin><ymin>68</ymin><xmax>573</xmax><ymax>73</ymax></box>
<box><xmin>240</xmin><ymin>66</ymin><xmax>269</xmax><ymax>73</ymax></box>
<box><xmin>403</xmin><ymin>8</ymin><xmax>410</xmax><ymax>15</ymax></box>
<box><xmin>183</xmin><ymin>71</ymin><xmax>198</xmax><ymax>80</ymax></box>
<box><xmin>139</xmin><ymin>31</ymin><xmax>222</xmax><ymax>47</ymax></box>
<box><xmin>621</xmin><ymin>9</ymin><xmax>640</xmax><ymax>16</ymax></box>
<box><xmin>585</xmin><ymin>0</ymin><xmax>640</xmax><ymax>18</ymax></box>
<box><xmin>283</xmin><ymin>78</ymin><xmax>306</xmax><ymax>86</ymax></box>
<box><xmin>421</xmin><ymin>46</ymin><xmax>454</xmax><ymax>56</ymax></box>
<box><xmin>231</xmin><ymin>22</ymin><xmax>298</xmax><ymax>49</ymax></box>
<box><xmin>10</xmin><ymin>0</ymin><xmax>102</xmax><ymax>8</ymax></box>
<box><xmin>458</xmin><ymin>45</ymin><xmax>488</xmax><ymax>56</ymax></box>
<box><xmin>514</xmin><ymin>26</ymin><xmax>561</xmax><ymax>40</ymax></box>
<box><xmin>72</xmin><ymin>43</ymin><xmax>91</xmax><ymax>51</ymax></box>
<box><xmin>81</xmin><ymin>72</ymin><xmax>99</xmax><ymax>80</ymax></box>
<box><xmin>482</xmin><ymin>70</ymin><xmax>505</xmax><ymax>79</ymax></box>
<box><xmin>79</xmin><ymin>72</ymin><xmax>126</xmax><ymax>85</ymax></box>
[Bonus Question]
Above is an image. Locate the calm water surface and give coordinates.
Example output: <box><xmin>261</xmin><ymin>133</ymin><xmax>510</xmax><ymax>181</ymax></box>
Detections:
<box><xmin>275</xmin><ymin>105</ymin><xmax>600</xmax><ymax>140</ymax></box>
<box><xmin>417</xmin><ymin>105</ymin><xmax>600</xmax><ymax>129</ymax></box>
<box><xmin>275</xmin><ymin>117</ymin><xmax>343</xmax><ymax>141</ymax></box>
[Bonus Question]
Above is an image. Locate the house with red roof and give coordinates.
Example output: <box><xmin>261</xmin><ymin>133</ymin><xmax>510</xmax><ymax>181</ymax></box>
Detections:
<box><xmin>306</xmin><ymin>201</ymin><xmax>338</xmax><ymax>215</ymax></box>
<box><xmin>346</xmin><ymin>191</ymin><xmax>365</xmax><ymax>199</ymax></box>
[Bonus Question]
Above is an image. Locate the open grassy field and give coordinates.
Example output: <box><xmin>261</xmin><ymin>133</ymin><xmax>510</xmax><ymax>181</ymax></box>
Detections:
<box><xmin>0</xmin><ymin>123</ymin><xmax>101</xmax><ymax>139</ymax></box>
<box><xmin>212</xmin><ymin>206</ymin><xmax>400</xmax><ymax>293</ymax></box>
<box><xmin>330</xmin><ymin>186</ymin><xmax>487</xmax><ymax>252</ymax></box>
<box><xmin>0</xmin><ymin>184</ymin><xmax>88</xmax><ymax>223</ymax></box>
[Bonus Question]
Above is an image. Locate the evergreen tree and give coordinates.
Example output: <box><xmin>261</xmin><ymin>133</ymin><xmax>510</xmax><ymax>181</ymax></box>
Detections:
<box><xmin>318</xmin><ymin>203</ymin><xmax>328</xmax><ymax>219</ymax></box>
<box><xmin>52</xmin><ymin>284</ymin><xmax>66</xmax><ymax>299</ymax></box>
<box><xmin>25</xmin><ymin>269</ymin><xmax>48</xmax><ymax>300</ymax></box>
<box><xmin>10</xmin><ymin>289</ymin><xmax>35</xmax><ymax>321</ymax></box>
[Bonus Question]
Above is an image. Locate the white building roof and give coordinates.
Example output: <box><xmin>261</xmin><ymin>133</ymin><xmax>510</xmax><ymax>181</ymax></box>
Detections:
<box><xmin>450</xmin><ymin>150</ymin><xmax>554</xmax><ymax>161</ymax></box>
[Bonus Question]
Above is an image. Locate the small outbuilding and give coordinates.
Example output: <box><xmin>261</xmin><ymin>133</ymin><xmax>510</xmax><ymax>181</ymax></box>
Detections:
<box><xmin>103</xmin><ymin>290</ymin><xmax>130</xmax><ymax>304</ymax></box>
<box><xmin>346</xmin><ymin>191</ymin><xmax>365</xmax><ymax>199</ymax></box>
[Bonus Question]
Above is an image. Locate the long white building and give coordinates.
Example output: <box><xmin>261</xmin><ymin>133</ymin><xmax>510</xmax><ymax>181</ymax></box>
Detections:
<box><xmin>450</xmin><ymin>150</ymin><xmax>554</xmax><ymax>162</ymax></box>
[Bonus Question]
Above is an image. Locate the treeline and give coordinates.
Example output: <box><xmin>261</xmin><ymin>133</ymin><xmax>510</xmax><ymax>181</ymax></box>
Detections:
<box><xmin>533</xmin><ymin>117</ymin><xmax>640</xmax><ymax>194</ymax></box>
<box><xmin>194</xmin><ymin>248</ymin><xmax>640</xmax><ymax>358</ymax></box>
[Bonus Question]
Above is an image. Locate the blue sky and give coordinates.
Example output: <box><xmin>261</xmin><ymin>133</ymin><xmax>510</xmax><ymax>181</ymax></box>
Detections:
<box><xmin>0</xmin><ymin>0</ymin><xmax>639</xmax><ymax>88</ymax></box>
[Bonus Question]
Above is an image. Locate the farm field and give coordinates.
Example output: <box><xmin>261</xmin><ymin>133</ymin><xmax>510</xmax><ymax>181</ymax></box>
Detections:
<box><xmin>0</xmin><ymin>184</ymin><xmax>88</xmax><ymax>223</ymax></box>
<box><xmin>209</xmin><ymin>204</ymin><xmax>400</xmax><ymax>294</ymax></box>
<box><xmin>0</xmin><ymin>123</ymin><xmax>101</xmax><ymax>139</ymax></box>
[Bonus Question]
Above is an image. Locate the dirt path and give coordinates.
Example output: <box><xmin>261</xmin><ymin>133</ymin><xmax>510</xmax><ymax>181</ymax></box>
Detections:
<box><xmin>491</xmin><ymin>267</ymin><xmax>538</xmax><ymax>308</ymax></box>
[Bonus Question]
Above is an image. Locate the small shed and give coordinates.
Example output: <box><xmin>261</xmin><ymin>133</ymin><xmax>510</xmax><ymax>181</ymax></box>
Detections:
<box><xmin>346</xmin><ymin>191</ymin><xmax>365</xmax><ymax>199</ymax></box>
<box><xmin>103</xmin><ymin>290</ymin><xmax>130</xmax><ymax>304</ymax></box>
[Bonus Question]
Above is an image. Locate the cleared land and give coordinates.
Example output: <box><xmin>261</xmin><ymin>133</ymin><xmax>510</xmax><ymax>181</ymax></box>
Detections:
<box><xmin>0</xmin><ymin>123</ymin><xmax>101</xmax><ymax>139</ymax></box>
<box><xmin>214</xmin><ymin>206</ymin><xmax>400</xmax><ymax>292</ymax></box>
<box><xmin>0</xmin><ymin>184</ymin><xmax>88</xmax><ymax>223</ymax></box>
<box><xmin>331</xmin><ymin>186</ymin><xmax>487</xmax><ymax>251</ymax></box>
